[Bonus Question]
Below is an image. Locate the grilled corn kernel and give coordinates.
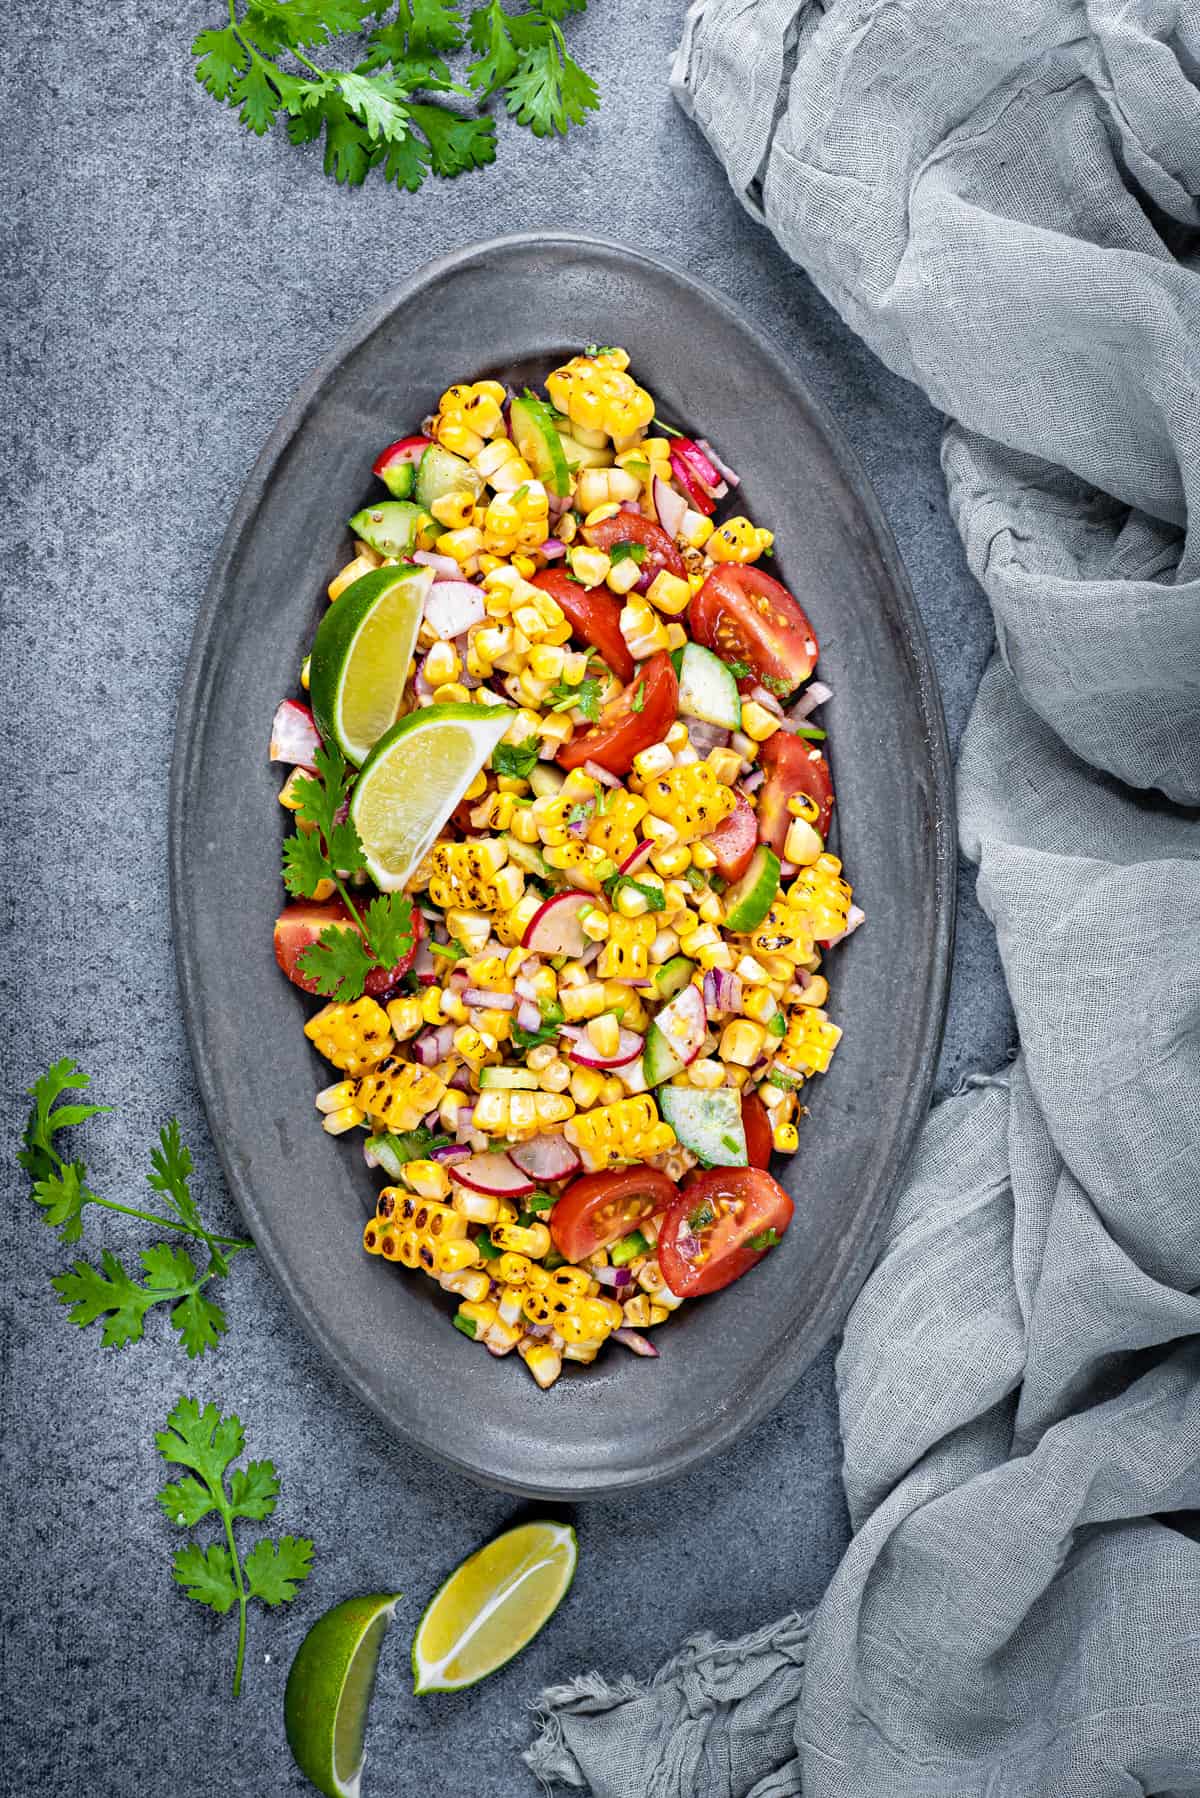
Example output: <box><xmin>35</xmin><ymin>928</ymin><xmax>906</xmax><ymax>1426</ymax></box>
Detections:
<box><xmin>568</xmin><ymin>546</ymin><xmax>612</xmax><ymax>588</ymax></box>
<box><xmin>784</xmin><ymin>817</ymin><xmax>824</xmax><ymax>866</ymax></box>
<box><xmin>708</xmin><ymin>517</ymin><xmax>774</xmax><ymax>563</ymax></box>
<box><xmin>424</xmin><ymin>641</ymin><xmax>461</xmax><ymax>687</ymax></box>
<box><xmin>645</xmin><ymin>571</ymin><xmax>692</xmax><ymax>616</ymax></box>
<box><xmin>328</xmin><ymin>553</ymin><xmax>379</xmax><ymax>602</ymax></box>
<box><xmin>740</xmin><ymin>701</ymin><xmax>782</xmax><ymax>743</ymax></box>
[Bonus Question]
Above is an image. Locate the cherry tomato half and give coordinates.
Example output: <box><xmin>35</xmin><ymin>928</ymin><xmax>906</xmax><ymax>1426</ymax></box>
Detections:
<box><xmin>703</xmin><ymin>790</ymin><xmax>757</xmax><ymax>883</ymax></box>
<box><xmin>550</xmin><ymin>1167</ymin><xmax>678</xmax><ymax>1263</ymax></box>
<box><xmin>689</xmin><ymin>564</ymin><xmax>818</xmax><ymax>694</ymax></box>
<box><xmin>756</xmin><ymin>727</ymin><xmax>835</xmax><ymax>851</ymax></box>
<box><xmin>741</xmin><ymin>1091</ymin><xmax>773</xmax><ymax>1170</ymax></box>
<box><xmin>659</xmin><ymin>1167</ymin><xmax>794</xmax><ymax>1298</ymax></box>
<box><xmin>274</xmin><ymin>899</ymin><xmax>357</xmax><ymax>994</ymax></box>
<box><xmin>531</xmin><ymin>569</ymin><xmax>634</xmax><ymax>683</ymax></box>
<box><xmin>582</xmin><ymin>511</ymin><xmax>687</xmax><ymax>583</ymax></box>
<box><xmin>557</xmin><ymin>650</ymin><xmax>679</xmax><ymax>777</ymax></box>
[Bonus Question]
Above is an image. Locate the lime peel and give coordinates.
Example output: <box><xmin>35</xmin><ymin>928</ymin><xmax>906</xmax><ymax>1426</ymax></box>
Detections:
<box><xmin>284</xmin><ymin>1592</ymin><xmax>402</xmax><ymax>1798</ymax></box>
<box><xmin>310</xmin><ymin>564</ymin><xmax>432</xmax><ymax>766</ymax></box>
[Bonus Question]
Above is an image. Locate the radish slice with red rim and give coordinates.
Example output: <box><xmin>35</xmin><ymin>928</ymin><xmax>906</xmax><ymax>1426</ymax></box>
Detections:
<box><xmin>509</xmin><ymin>1135</ymin><xmax>581</xmax><ymax>1182</ymax></box>
<box><xmin>523</xmin><ymin>891</ymin><xmax>599</xmax><ymax>958</ymax></box>
<box><xmin>269</xmin><ymin>698</ymin><xmax>321</xmax><ymax>766</ymax></box>
<box><xmin>448</xmin><ymin>1152</ymin><xmax>535</xmax><ymax>1197</ymax></box>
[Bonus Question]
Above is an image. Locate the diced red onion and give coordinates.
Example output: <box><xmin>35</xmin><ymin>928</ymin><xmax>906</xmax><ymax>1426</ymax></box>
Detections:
<box><xmin>363</xmin><ymin>1140</ymin><xmax>381</xmax><ymax>1170</ymax></box>
<box><xmin>780</xmin><ymin>860</ymin><xmax>798</xmax><ymax>879</ymax></box>
<box><xmin>750</xmin><ymin>685</ymin><xmax>785</xmax><ymax>718</ymax></box>
<box><xmin>516</xmin><ymin>1000</ymin><xmax>542</xmax><ymax>1033</ymax></box>
<box><xmin>413</xmin><ymin>939</ymin><xmax>437</xmax><ymax>984</ymax></box>
<box><xmin>703</xmin><ymin>968</ymin><xmax>743</xmax><ymax>1018</ymax></box>
<box><xmin>695</xmin><ymin>438</ymin><xmax>740</xmax><ymax>488</ymax></box>
<box><xmin>612</xmin><ymin>1327</ymin><xmax>659</xmax><ymax>1358</ymax></box>
<box><xmin>619</xmin><ymin>500</ymin><xmax>641</xmax><ymax>515</ymax></box>
<box><xmin>741</xmin><ymin>769</ymin><xmax>765</xmax><ymax>794</ymax></box>
<box><xmin>582</xmin><ymin>760</ymin><xmax>621</xmax><ymax>789</ymax></box>
<box><xmin>594</xmin><ymin>1265</ymin><xmax>634</xmax><ymax>1289</ymax></box>
<box><xmin>789</xmin><ymin>680</ymin><xmax>833</xmax><ymax>722</ymax></box>
<box><xmin>431</xmin><ymin>1143</ymin><xmax>471</xmax><ymax>1163</ymax></box>
<box><xmin>463</xmin><ymin>987</ymin><xmax>515</xmax><ymax>1010</ymax></box>
<box><xmin>424</xmin><ymin>581</ymin><xmax>485</xmax><ymax>640</ymax></box>
<box><xmin>449</xmin><ymin>1065</ymin><xmax>473</xmax><ymax>1092</ymax></box>
<box><xmin>566</xmin><ymin>802</ymin><xmax>595</xmax><ymax>839</ymax></box>
<box><xmin>514</xmin><ymin>977</ymin><xmax>538</xmax><ymax>1004</ymax></box>
<box><xmin>414</xmin><ymin>657</ymin><xmax>435</xmax><ymax>704</ymax></box>
<box><xmin>652</xmin><ymin>475</ymin><xmax>688</xmax><ymax>541</ymax></box>
<box><xmin>579</xmin><ymin>941</ymin><xmax>602</xmax><ymax>968</ymax></box>
<box><xmin>686</xmin><ymin>719</ymin><xmax>730</xmax><ymax>754</ymax></box>
<box><xmin>540</xmin><ymin>538</ymin><xmax>567</xmax><ymax>559</ymax></box>
<box><xmin>525</xmin><ymin>1320</ymin><xmax>553</xmax><ymax>1340</ymax></box>
<box><xmin>412</xmin><ymin>549</ymin><xmax>460</xmax><ymax>581</ymax></box>
<box><xmin>635</xmin><ymin>568</ymin><xmax>654</xmax><ymax>594</ymax></box>
<box><xmin>676</xmin><ymin>1228</ymin><xmax>700</xmax><ymax>1262</ymax></box>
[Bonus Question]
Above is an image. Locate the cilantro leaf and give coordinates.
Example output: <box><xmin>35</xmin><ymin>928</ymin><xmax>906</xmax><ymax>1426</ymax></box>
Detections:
<box><xmin>548</xmin><ymin>674</ymin><xmax>601</xmax><ymax>720</ymax></box>
<box><xmin>282</xmin><ymin>829</ymin><xmax>335</xmax><ymax>898</ymax></box>
<box><xmin>337</xmin><ymin>70</ymin><xmax>414</xmax><ymax>141</ymax></box>
<box><xmin>296</xmin><ymin>925</ymin><xmax>376</xmax><ymax>1000</ymax></box>
<box><xmin>766</xmin><ymin>1011</ymin><xmax>786</xmax><ymax>1038</ymax></box>
<box><xmin>505</xmin><ymin>24</ymin><xmax>598</xmax><ymax>137</ymax></box>
<box><xmin>52</xmin><ymin>1251</ymin><xmax>158</xmax><ymax>1349</ymax></box>
<box><xmin>748</xmin><ymin>1226</ymin><xmax>781</xmax><ymax>1252</ymax></box>
<box><xmin>492</xmin><ymin>736</ymin><xmax>541</xmax><ymax>780</ymax></box>
<box><xmin>30</xmin><ymin>1164</ymin><xmax>92</xmax><ymax>1245</ymax></box>
<box><xmin>19</xmin><ymin>1059</ymin><xmax>109</xmax><ymax>1189</ymax></box>
<box><xmin>630</xmin><ymin>678</ymin><xmax>646</xmax><ymax>714</ymax></box>
<box><xmin>362</xmin><ymin>893</ymin><xmax>414</xmax><ymax>969</ymax></box>
<box><xmin>466</xmin><ymin>0</ymin><xmax>520</xmax><ymax>92</ymax></box>
<box><xmin>243</xmin><ymin>1536</ymin><xmax>315</xmax><ymax>1605</ymax></box>
<box><xmin>762</xmin><ymin>673</ymin><xmax>794</xmax><ymax>698</ymax></box>
<box><xmin>382</xmin><ymin>129</ymin><xmax>431</xmax><ymax>189</ymax></box>
<box><xmin>409</xmin><ymin>103</ymin><xmax>496</xmax><ymax>176</ymax></box>
<box><xmin>173</xmin><ymin>1542</ymin><xmax>240</xmax><ymax>1615</ymax></box>
<box><xmin>157</xmin><ymin>1397</ymin><xmax>313</xmax><ymax>1695</ymax></box>
<box><xmin>233</xmin><ymin>60</ymin><xmax>280</xmax><ymax>134</ymax></box>
<box><xmin>609</xmin><ymin>540</ymin><xmax>645</xmax><ymax>566</ymax></box>
<box><xmin>148</xmin><ymin>1119</ymin><xmax>204</xmax><ymax>1236</ymax></box>
<box><xmin>192</xmin><ymin>27</ymin><xmax>249</xmax><ymax>100</ymax></box>
<box><xmin>727</xmin><ymin>660</ymin><xmax>752</xmax><ymax>680</ymax></box>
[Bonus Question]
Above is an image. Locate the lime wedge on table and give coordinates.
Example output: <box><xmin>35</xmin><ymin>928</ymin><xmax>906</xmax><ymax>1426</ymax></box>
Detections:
<box><xmin>284</xmin><ymin>1592</ymin><xmax>401</xmax><ymax>1798</ymax></box>
<box><xmin>310</xmin><ymin>564</ymin><xmax>432</xmax><ymax>766</ymax></box>
<box><xmin>412</xmin><ymin>1520</ymin><xmax>577</xmax><ymax>1694</ymax></box>
<box><xmin>350</xmin><ymin>702</ymin><xmax>512</xmax><ymax>892</ymax></box>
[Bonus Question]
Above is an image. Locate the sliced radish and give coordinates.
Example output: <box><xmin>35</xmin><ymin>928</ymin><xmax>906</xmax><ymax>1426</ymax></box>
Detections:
<box><xmin>510</xmin><ymin>1135</ymin><xmax>581</xmax><ymax>1182</ymax></box>
<box><xmin>619</xmin><ymin>839</ymin><xmax>655</xmax><ymax>877</ymax></box>
<box><xmin>412</xmin><ymin>549</ymin><xmax>461</xmax><ymax>581</ymax></box>
<box><xmin>448</xmin><ymin>1152</ymin><xmax>535</xmax><ymax>1198</ymax></box>
<box><xmin>615</xmin><ymin>1054</ymin><xmax>648</xmax><ymax>1094</ymax></box>
<box><xmin>653</xmin><ymin>982</ymin><xmax>707</xmax><ymax>1066</ymax></box>
<box><xmin>423</xmin><ymin>581</ymin><xmax>486</xmax><ymax>640</ymax></box>
<box><xmin>269</xmin><ymin>698</ymin><xmax>321</xmax><ymax>766</ymax></box>
<box><xmin>565</xmin><ymin>1027</ymin><xmax>644</xmax><ymax>1069</ymax></box>
<box><xmin>652</xmin><ymin>475</ymin><xmax>688</xmax><ymax>541</ymax></box>
<box><xmin>523</xmin><ymin>891</ymin><xmax>598</xmax><ymax>958</ymax></box>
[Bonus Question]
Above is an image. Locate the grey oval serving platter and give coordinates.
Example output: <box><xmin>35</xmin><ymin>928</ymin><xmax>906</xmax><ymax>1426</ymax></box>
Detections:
<box><xmin>170</xmin><ymin>233</ymin><xmax>954</xmax><ymax>1499</ymax></box>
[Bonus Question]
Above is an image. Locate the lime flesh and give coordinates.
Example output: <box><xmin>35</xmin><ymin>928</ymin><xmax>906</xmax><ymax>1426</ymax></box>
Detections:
<box><xmin>284</xmin><ymin>1593</ymin><xmax>400</xmax><ymax>1798</ymax></box>
<box><xmin>412</xmin><ymin>1520</ymin><xmax>577</xmax><ymax>1694</ymax></box>
<box><xmin>349</xmin><ymin>702</ymin><xmax>512</xmax><ymax>892</ymax></box>
<box><xmin>310</xmin><ymin>564</ymin><xmax>432</xmax><ymax>766</ymax></box>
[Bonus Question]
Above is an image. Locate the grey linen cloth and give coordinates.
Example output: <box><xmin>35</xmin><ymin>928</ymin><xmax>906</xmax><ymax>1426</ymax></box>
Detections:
<box><xmin>526</xmin><ymin>1</ymin><xmax>1200</xmax><ymax>1793</ymax></box>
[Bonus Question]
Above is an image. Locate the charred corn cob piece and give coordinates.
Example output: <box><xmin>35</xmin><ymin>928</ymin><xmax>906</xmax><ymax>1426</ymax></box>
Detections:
<box><xmin>353</xmin><ymin>1059</ymin><xmax>447</xmax><ymax>1133</ymax></box>
<box><xmin>564</xmin><ymin>1095</ymin><xmax>675</xmax><ymax>1171</ymax></box>
<box><xmin>642</xmin><ymin>762</ymin><xmax>737</xmax><ymax>842</ymax></box>
<box><xmin>304</xmin><ymin>997</ymin><xmax>394</xmax><ymax>1075</ymax></box>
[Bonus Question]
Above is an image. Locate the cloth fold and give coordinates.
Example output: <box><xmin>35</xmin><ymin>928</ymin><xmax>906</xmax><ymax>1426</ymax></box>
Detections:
<box><xmin>528</xmin><ymin>0</ymin><xmax>1200</xmax><ymax>1791</ymax></box>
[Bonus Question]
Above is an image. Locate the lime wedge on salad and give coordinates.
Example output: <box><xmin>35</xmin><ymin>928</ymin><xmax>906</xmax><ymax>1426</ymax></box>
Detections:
<box><xmin>350</xmin><ymin>702</ymin><xmax>512</xmax><ymax>891</ymax></box>
<box><xmin>310</xmin><ymin>564</ymin><xmax>432</xmax><ymax>766</ymax></box>
<box><xmin>412</xmin><ymin>1520</ymin><xmax>577</xmax><ymax>1694</ymax></box>
<box><xmin>284</xmin><ymin>1592</ymin><xmax>401</xmax><ymax>1798</ymax></box>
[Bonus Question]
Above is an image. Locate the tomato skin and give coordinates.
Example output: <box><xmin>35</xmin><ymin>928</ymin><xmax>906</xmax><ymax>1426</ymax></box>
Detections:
<box><xmin>531</xmin><ymin>569</ymin><xmax>634</xmax><ymax>683</ymax></box>
<box><xmin>557</xmin><ymin>651</ymin><xmax>679</xmax><ymax>777</ymax></box>
<box><xmin>659</xmin><ymin>1167</ymin><xmax>794</xmax><ymax>1298</ymax></box>
<box><xmin>689</xmin><ymin>565</ymin><xmax>818</xmax><ymax>693</ymax></box>
<box><xmin>703</xmin><ymin>790</ymin><xmax>757</xmax><ymax>882</ymax></box>
<box><xmin>741</xmin><ymin>1092</ymin><xmax>774</xmax><ymax>1170</ymax></box>
<box><xmin>582</xmin><ymin>511</ymin><xmax>687</xmax><ymax>583</ymax></box>
<box><xmin>757</xmin><ymin>728</ymin><xmax>835</xmax><ymax>850</ymax></box>
<box><xmin>551</xmin><ymin>1167</ymin><xmax>678</xmax><ymax>1263</ymax></box>
<box><xmin>668</xmin><ymin>445</ymin><xmax>716</xmax><ymax>517</ymax></box>
<box><xmin>274</xmin><ymin>899</ymin><xmax>357</xmax><ymax>994</ymax></box>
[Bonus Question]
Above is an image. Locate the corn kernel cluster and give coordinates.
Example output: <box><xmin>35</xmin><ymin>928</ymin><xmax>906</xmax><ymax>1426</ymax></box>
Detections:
<box><xmin>287</xmin><ymin>346</ymin><xmax>861</xmax><ymax>1389</ymax></box>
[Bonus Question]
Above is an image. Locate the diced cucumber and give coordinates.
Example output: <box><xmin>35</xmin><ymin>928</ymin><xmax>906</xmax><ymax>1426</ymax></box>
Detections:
<box><xmin>478</xmin><ymin>1066</ymin><xmax>539</xmax><ymax>1090</ymax></box>
<box><xmin>414</xmin><ymin>444</ymin><xmax>484</xmax><ymax>512</ymax></box>
<box><xmin>557</xmin><ymin>432</ymin><xmax>614</xmax><ymax>471</ymax></box>
<box><xmin>722</xmin><ymin>846</ymin><xmax>781</xmax><ymax>934</ymax></box>
<box><xmin>504</xmin><ymin>835</ymin><xmax>549</xmax><ymax>874</ymax></box>
<box><xmin>378</xmin><ymin>461</ymin><xmax>415</xmax><ymax>499</ymax></box>
<box><xmin>610</xmin><ymin>1229</ymin><xmax>649</xmax><ymax>1267</ymax></box>
<box><xmin>659</xmin><ymin>1086</ymin><xmax>748</xmax><ymax>1167</ymax></box>
<box><xmin>643</xmin><ymin>1022</ymin><xmax>681</xmax><ymax>1088</ymax></box>
<box><xmin>349</xmin><ymin>501</ymin><xmax>426</xmax><ymax>560</ymax></box>
<box><xmin>510</xmin><ymin>393</ymin><xmax>571</xmax><ymax>498</ymax></box>
<box><xmin>652</xmin><ymin>955</ymin><xmax>695</xmax><ymax>1001</ymax></box>
<box><xmin>677</xmin><ymin>643</ymin><xmax>742</xmax><ymax>731</ymax></box>
<box><xmin>529</xmin><ymin>763</ymin><xmax>565</xmax><ymax>799</ymax></box>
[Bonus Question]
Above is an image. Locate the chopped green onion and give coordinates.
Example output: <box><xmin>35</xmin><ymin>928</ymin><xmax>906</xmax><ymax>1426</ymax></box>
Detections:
<box><xmin>610</xmin><ymin>1229</ymin><xmax>649</xmax><ymax>1267</ymax></box>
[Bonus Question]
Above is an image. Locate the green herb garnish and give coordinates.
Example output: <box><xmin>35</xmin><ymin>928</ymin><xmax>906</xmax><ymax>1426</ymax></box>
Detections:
<box><xmin>430</xmin><ymin>939</ymin><xmax>468</xmax><ymax>961</ymax></box>
<box><xmin>609</xmin><ymin>540</ymin><xmax>646</xmax><ymax>567</ymax></box>
<box><xmin>156</xmin><ymin>1397</ymin><xmax>313</xmax><ymax>1696</ymax></box>
<box><xmin>369</xmin><ymin>1128</ymin><xmax>450</xmax><ymax>1173</ymax></box>
<box><xmin>192</xmin><ymin>1</ymin><xmax>598</xmax><ymax>195</ymax></box>
<box><xmin>727</xmin><ymin>660</ymin><xmax>752</xmax><ymax>680</ymax></box>
<box><xmin>762</xmin><ymin>674</ymin><xmax>794</xmax><ymax>698</ymax></box>
<box><xmin>629</xmin><ymin>678</ymin><xmax>646</xmax><ymax>713</ymax></box>
<box><xmin>453</xmin><ymin>1312</ymin><xmax>478</xmax><ymax>1337</ymax></box>
<box><xmin>20</xmin><ymin>1062</ymin><xmax>252</xmax><ymax>1357</ymax></box>
<box><xmin>748</xmin><ymin>1227</ymin><xmax>780</xmax><ymax>1252</ymax></box>
<box><xmin>548</xmin><ymin>674</ymin><xmax>602</xmax><ymax>721</ymax></box>
<box><xmin>602</xmin><ymin>871</ymin><xmax>666</xmax><ymax>912</ymax></box>
<box><xmin>795</xmin><ymin>723</ymin><xmax>827</xmax><ymax>741</ymax></box>
<box><xmin>492</xmin><ymin>736</ymin><xmax>542</xmax><ymax>780</ymax></box>
<box><xmin>687</xmin><ymin>1202</ymin><xmax>715</xmax><ymax>1231</ymax></box>
<box><xmin>766</xmin><ymin>1012</ymin><xmax>786</xmax><ymax>1038</ymax></box>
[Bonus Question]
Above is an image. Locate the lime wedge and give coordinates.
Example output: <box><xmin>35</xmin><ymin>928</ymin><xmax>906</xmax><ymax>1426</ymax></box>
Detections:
<box><xmin>310</xmin><ymin>564</ymin><xmax>432</xmax><ymax>766</ymax></box>
<box><xmin>412</xmin><ymin>1520</ymin><xmax>577</xmax><ymax>1694</ymax></box>
<box><xmin>350</xmin><ymin>702</ymin><xmax>512</xmax><ymax>892</ymax></box>
<box><xmin>284</xmin><ymin>1592</ymin><xmax>401</xmax><ymax>1798</ymax></box>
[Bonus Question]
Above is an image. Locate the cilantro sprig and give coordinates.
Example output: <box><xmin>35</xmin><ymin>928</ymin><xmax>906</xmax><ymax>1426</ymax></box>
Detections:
<box><xmin>492</xmin><ymin>735</ymin><xmax>542</xmax><ymax>780</ymax></box>
<box><xmin>19</xmin><ymin>1062</ymin><xmax>252</xmax><ymax>1357</ymax></box>
<box><xmin>156</xmin><ymin>1397</ymin><xmax>313</xmax><ymax>1696</ymax></box>
<box><xmin>602</xmin><ymin>871</ymin><xmax>666</xmax><ymax>913</ymax></box>
<box><xmin>283</xmin><ymin>742</ymin><xmax>414</xmax><ymax>999</ymax></box>
<box><xmin>192</xmin><ymin>0</ymin><xmax>597</xmax><ymax>194</ymax></box>
<box><xmin>548</xmin><ymin>674</ymin><xmax>602</xmax><ymax>721</ymax></box>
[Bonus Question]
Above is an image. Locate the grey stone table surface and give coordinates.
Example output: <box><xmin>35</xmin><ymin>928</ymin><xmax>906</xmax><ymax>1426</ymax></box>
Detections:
<box><xmin>1</xmin><ymin>4</ymin><xmax>1012</xmax><ymax>1794</ymax></box>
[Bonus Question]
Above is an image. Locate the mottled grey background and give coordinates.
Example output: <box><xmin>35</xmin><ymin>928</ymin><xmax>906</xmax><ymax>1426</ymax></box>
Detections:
<box><xmin>0</xmin><ymin>3</ymin><xmax>1012</xmax><ymax>1793</ymax></box>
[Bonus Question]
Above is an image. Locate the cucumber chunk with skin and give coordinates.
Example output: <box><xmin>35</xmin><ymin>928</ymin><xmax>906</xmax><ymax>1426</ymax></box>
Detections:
<box><xmin>510</xmin><ymin>393</ymin><xmax>571</xmax><ymax>497</ymax></box>
<box><xmin>414</xmin><ymin>444</ymin><xmax>484</xmax><ymax>512</ymax></box>
<box><xmin>652</xmin><ymin>955</ymin><xmax>695</xmax><ymax>1002</ymax></box>
<box><xmin>478</xmin><ymin>1066</ymin><xmax>539</xmax><ymax>1090</ymax></box>
<box><xmin>659</xmin><ymin>1086</ymin><xmax>748</xmax><ymax>1167</ymax></box>
<box><xmin>677</xmin><ymin>643</ymin><xmax>742</xmax><ymax>731</ymax></box>
<box><xmin>642</xmin><ymin>1021</ymin><xmax>680</xmax><ymax>1088</ymax></box>
<box><xmin>722</xmin><ymin>846</ymin><xmax>781</xmax><ymax>934</ymax></box>
<box><xmin>349</xmin><ymin>501</ymin><xmax>427</xmax><ymax>560</ymax></box>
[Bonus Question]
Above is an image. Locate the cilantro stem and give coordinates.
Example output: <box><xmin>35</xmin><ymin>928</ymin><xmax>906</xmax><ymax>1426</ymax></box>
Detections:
<box><xmin>40</xmin><ymin>1138</ymin><xmax>250</xmax><ymax>1251</ymax></box>
<box><xmin>220</xmin><ymin>1497</ymin><xmax>250</xmax><ymax>1698</ymax></box>
<box><xmin>333</xmin><ymin>877</ymin><xmax>368</xmax><ymax>938</ymax></box>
